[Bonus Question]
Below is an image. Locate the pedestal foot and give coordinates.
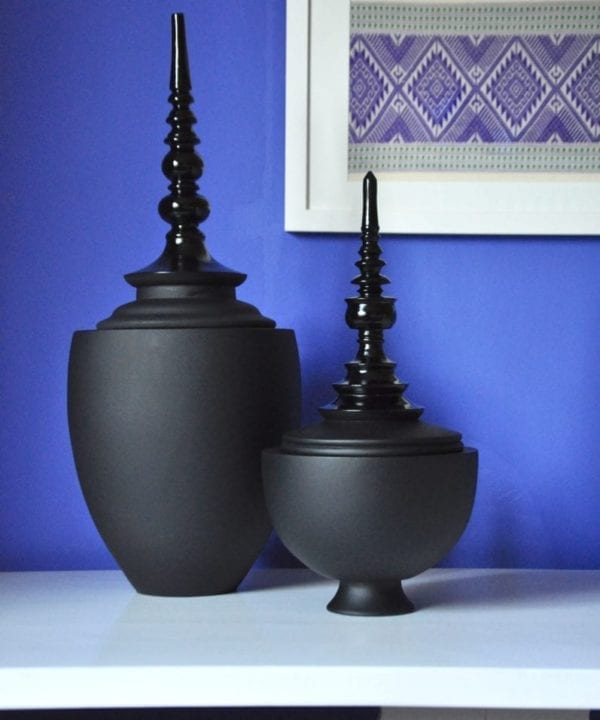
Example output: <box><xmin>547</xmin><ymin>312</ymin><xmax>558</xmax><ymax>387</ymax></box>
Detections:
<box><xmin>326</xmin><ymin>580</ymin><xmax>415</xmax><ymax>616</ymax></box>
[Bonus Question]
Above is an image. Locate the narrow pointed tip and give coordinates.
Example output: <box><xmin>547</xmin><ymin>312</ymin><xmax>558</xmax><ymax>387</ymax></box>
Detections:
<box><xmin>361</xmin><ymin>171</ymin><xmax>379</xmax><ymax>233</ymax></box>
<box><xmin>171</xmin><ymin>13</ymin><xmax>191</xmax><ymax>91</ymax></box>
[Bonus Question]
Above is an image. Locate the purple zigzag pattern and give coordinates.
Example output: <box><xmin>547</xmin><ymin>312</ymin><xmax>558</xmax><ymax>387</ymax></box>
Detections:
<box><xmin>349</xmin><ymin>32</ymin><xmax>600</xmax><ymax>144</ymax></box>
<box><xmin>535</xmin><ymin>35</ymin><xmax>579</xmax><ymax>65</ymax></box>
<box><xmin>454</xmin><ymin>35</ymin><xmax>498</xmax><ymax>64</ymax></box>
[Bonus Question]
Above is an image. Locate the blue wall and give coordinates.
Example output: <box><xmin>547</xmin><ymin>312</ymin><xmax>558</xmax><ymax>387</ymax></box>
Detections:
<box><xmin>1</xmin><ymin>0</ymin><xmax>599</xmax><ymax>572</ymax></box>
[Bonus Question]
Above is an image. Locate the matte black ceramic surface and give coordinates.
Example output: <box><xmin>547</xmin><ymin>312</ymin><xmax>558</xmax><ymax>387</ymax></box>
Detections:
<box><xmin>68</xmin><ymin>14</ymin><xmax>300</xmax><ymax>595</ymax></box>
<box><xmin>263</xmin><ymin>448</ymin><xmax>477</xmax><ymax>614</ymax></box>
<box><xmin>70</xmin><ymin>329</ymin><xmax>299</xmax><ymax>596</ymax></box>
<box><xmin>262</xmin><ymin>173</ymin><xmax>477</xmax><ymax>615</ymax></box>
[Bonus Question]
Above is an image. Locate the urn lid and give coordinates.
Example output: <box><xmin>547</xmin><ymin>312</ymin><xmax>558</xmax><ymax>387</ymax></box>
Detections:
<box><xmin>98</xmin><ymin>14</ymin><xmax>274</xmax><ymax>330</ymax></box>
<box><xmin>280</xmin><ymin>172</ymin><xmax>464</xmax><ymax>457</ymax></box>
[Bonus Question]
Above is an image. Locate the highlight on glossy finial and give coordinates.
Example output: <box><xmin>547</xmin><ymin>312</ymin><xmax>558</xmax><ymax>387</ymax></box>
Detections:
<box><xmin>171</xmin><ymin>13</ymin><xmax>191</xmax><ymax>92</ymax></box>
<box><xmin>361</xmin><ymin>170</ymin><xmax>379</xmax><ymax>236</ymax></box>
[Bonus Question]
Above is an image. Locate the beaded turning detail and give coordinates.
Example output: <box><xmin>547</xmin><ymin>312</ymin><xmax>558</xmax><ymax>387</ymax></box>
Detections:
<box><xmin>158</xmin><ymin>13</ymin><xmax>210</xmax><ymax>264</ymax></box>
<box><xmin>125</xmin><ymin>13</ymin><xmax>243</xmax><ymax>287</ymax></box>
<box><xmin>322</xmin><ymin>172</ymin><xmax>422</xmax><ymax>419</ymax></box>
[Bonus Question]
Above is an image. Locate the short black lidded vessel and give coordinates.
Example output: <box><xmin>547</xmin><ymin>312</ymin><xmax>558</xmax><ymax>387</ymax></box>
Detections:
<box><xmin>263</xmin><ymin>172</ymin><xmax>477</xmax><ymax>616</ymax></box>
<box><xmin>68</xmin><ymin>14</ymin><xmax>300</xmax><ymax>596</ymax></box>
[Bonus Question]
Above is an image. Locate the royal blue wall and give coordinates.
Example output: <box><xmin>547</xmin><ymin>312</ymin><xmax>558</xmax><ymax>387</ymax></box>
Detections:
<box><xmin>1</xmin><ymin>0</ymin><xmax>599</xmax><ymax>572</ymax></box>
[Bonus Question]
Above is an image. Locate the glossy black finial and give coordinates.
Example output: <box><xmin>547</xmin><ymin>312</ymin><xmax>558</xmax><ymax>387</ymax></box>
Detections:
<box><xmin>97</xmin><ymin>13</ymin><xmax>275</xmax><ymax>329</ymax></box>
<box><xmin>125</xmin><ymin>12</ymin><xmax>243</xmax><ymax>287</ymax></box>
<box><xmin>322</xmin><ymin>172</ymin><xmax>422</xmax><ymax>419</ymax></box>
<box><xmin>157</xmin><ymin>13</ymin><xmax>210</xmax><ymax>259</ymax></box>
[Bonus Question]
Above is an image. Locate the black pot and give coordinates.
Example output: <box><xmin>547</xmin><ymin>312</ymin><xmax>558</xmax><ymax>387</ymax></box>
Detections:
<box><xmin>70</xmin><ymin>327</ymin><xmax>299</xmax><ymax>596</ymax></box>
<box><xmin>263</xmin><ymin>444</ymin><xmax>477</xmax><ymax>614</ymax></box>
<box><xmin>67</xmin><ymin>14</ymin><xmax>301</xmax><ymax>596</ymax></box>
<box><xmin>262</xmin><ymin>173</ymin><xmax>478</xmax><ymax>615</ymax></box>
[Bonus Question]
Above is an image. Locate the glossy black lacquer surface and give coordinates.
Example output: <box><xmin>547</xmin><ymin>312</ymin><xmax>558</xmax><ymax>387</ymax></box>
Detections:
<box><xmin>324</xmin><ymin>171</ymin><xmax>423</xmax><ymax>419</ymax></box>
<box><xmin>68</xmin><ymin>14</ymin><xmax>300</xmax><ymax>596</ymax></box>
<box><xmin>127</xmin><ymin>12</ymin><xmax>241</xmax><ymax>286</ymax></box>
<box><xmin>263</xmin><ymin>173</ymin><xmax>477</xmax><ymax>616</ymax></box>
<box><xmin>98</xmin><ymin>13</ymin><xmax>273</xmax><ymax>329</ymax></box>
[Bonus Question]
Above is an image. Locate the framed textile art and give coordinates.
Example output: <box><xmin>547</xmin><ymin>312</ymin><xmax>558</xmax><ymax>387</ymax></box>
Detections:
<box><xmin>285</xmin><ymin>0</ymin><xmax>600</xmax><ymax>234</ymax></box>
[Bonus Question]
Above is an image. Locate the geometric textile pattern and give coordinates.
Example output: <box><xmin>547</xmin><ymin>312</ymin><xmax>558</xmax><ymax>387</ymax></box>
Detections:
<box><xmin>349</xmin><ymin>2</ymin><xmax>600</xmax><ymax>172</ymax></box>
<box><xmin>350</xmin><ymin>37</ymin><xmax>394</xmax><ymax>139</ymax></box>
<box><xmin>563</xmin><ymin>38</ymin><xmax>600</xmax><ymax>137</ymax></box>
<box><xmin>405</xmin><ymin>40</ymin><xmax>472</xmax><ymax>136</ymax></box>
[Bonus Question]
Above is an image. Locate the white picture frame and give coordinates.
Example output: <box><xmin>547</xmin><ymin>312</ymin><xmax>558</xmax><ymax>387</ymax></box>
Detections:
<box><xmin>284</xmin><ymin>0</ymin><xmax>600</xmax><ymax>235</ymax></box>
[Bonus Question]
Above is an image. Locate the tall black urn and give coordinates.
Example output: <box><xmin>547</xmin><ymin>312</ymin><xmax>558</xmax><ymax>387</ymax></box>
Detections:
<box><xmin>263</xmin><ymin>173</ymin><xmax>477</xmax><ymax>615</ymax></box>
<box><xmin>68</xmin><ymin>15</ymin><xmax>300</xmax><ymax>596</ymax></box>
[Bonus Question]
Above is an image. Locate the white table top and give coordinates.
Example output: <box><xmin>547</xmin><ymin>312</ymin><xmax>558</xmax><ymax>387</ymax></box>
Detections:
<box><xmin>1</xmin><ymin>567</ymin><xmax>599</xmax><ymax>710</ymax></box>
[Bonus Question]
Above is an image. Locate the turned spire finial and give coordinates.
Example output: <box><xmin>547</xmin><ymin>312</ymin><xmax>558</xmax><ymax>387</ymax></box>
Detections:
<box><xmin>322</xmin><ymin>172</ymin><xmax>422</xmax><ymax>419</ymax></box>
<box><xmin>97</xmin><ymin>13</ymin><xmax>274</xmax><ymax>328</ymax></box>
<box><xmin>124</xmin><ymin>12</ymin><xmax>244</xmax><ymax>287</ymax></box>
<box><xmin>157</xmin><ymin>12</ymin><xmax>210</xmax><ymax>263</ymax></box>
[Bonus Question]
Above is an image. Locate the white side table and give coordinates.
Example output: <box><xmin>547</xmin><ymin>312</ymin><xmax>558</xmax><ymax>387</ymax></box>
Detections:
<box><xmin>1</xmin><ymin>568</ymin><xmax>599</xmax><ymax>718</ymax></box>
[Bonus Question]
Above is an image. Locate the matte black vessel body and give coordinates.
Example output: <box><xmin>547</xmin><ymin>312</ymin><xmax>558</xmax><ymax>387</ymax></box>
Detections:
<box><xmin>263</xmin><ymin>447</ymin><xmax>477</xmax><ymax>613</ymax></box>
<box><xmin>70</xmin><ymin>328</ymin><xmax>299</xmax><ymax>596</ymax></box>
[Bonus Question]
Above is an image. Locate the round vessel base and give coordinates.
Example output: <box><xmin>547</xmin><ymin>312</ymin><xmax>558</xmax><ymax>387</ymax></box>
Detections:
<box><xmin>327</xmin><ymin>580</ymin><xmax>415</xmax><ymax>616</ymax></box>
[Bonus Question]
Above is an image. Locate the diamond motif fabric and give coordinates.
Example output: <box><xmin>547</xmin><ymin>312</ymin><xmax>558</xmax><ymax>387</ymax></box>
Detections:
<box><xmin>348</xmin><ymin>2</ymin><xmax>600</xmax><ymax>172</ymax></box>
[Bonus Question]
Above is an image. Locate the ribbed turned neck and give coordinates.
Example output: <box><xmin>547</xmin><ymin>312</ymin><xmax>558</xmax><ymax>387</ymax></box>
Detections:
<box><xmin>321</xmin><ymin>172</ymin><xmax>422</xmax><ymax>421</ymax></box>
<box><xmin>280</xmin><ymin>171</ymin><xmax>464</xmax><ymax>456</ymax></box>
